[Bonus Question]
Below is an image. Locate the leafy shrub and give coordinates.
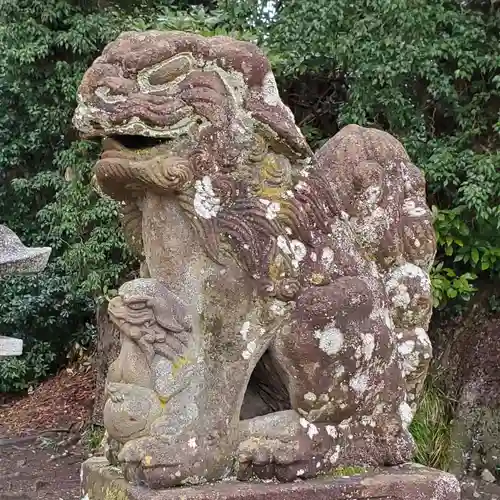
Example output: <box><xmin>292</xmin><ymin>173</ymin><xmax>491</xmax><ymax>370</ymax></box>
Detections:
<box><xmin>226</xmin><ymin>0</ymin><xmax>500</xmax><ymax>309</ymax></box>
<box><xmin>0</xmin><ymin>1</ymin><xmax>159</xmax><ymax>391</ymax></box>
<box><xmin>154</xmin><ymin>1</ymin><xmax>500</xmax><ymax>309</ymax></box>
<box><xmin>1</xmin><ymin>0</ymin><xmax>498</xmax><ymax>393</ymax></box>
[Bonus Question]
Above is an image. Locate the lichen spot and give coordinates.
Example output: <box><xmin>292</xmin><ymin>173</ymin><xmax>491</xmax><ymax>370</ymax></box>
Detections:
<box><xmin>398</xmin><ymin>340</ymin><xmax>415</xmax><ymax>356</ymax></box>
<box><xmin>321</xmin><ymin>247</ymin><xmax>334</xmax><ymax>268</ymax></box>
<box><xmin>304</xmin><ymin>392</ymin><xmax>317</xmax><ymax>402</ymax></box>
<box><xmin>270</xmin><ymin>300</ymin><xmax>287</xmax><ymax>317</ymax></box>
<box><xmin>362</xmin><ymin>334</ymin><xmax>375</xmax><ymax>361</ymax></box>
<box><xmin>290</xmin><ymin>239</ymin><xmax>307</xmax><ymax>267</ymax></box>
<box><xmin>403</xmin><ymin>200</ymin><xmax>428</xmax><ymax>217</ymax></box>
<box><xmin>329</xmin><ymin>444</ymin><xmax>341</xmax><ymax>464</ymax></box>
<box><xmin>313</xmin><ymin>324</ymin><xmax>344</xmax><ymax>356</ymax></box>
<box><xmin>307</xmin><ymin>423</ymin><xmax>319</xmax><ymax>439</ymax></box>
<box><xmin>242</xmin><ymin>340</ymin><xmax>257</xmax><ymax>360</ymax></box>
<box><xmin>194</xmin><ymin>176</ymin><xmax>220</xmax><ymax>219</ymax></box>
<box><xmin>260</xmin><ymin>199</ymin><xmax>281</xmax><ymax>220</ymax></box>
<box><xmin>297</xmin><ymin>469</ymin><xmax>305</xmax><ymax>477</ymax></box>
<box><xmin>188</xmin><ymin>437</ymin><xmax>197</xmax><ymax>449</ymax></box>
<box><xmin>326</xmin><ymin>425</ymin><xmax>337</xmax><ymax>439</ymax></box>
<box><xmin>299</xmin><ymin>417</ymin><xmax>309</xmax><ymax>429</ymax></box>
<box><xmin>240</xmin><ymin>321</ymin><xmax>250</xmax><ymax>341</ymax></box>
<box><xmin>261</xmin><ymin>71</ymin><xmax>281</xmax><ymax>107</ymax></box>
<box><xmin>399</xmin><ymin>401</ymin><xmax>414</xmax><ymax>429</ymax></box>
<box><xmin>349</xmin><ymin>373</ymin><xmax>369</xmax><ymax>394</ymax></box>
<box><xmin>277</xmin><ymin>235</ymin><xmax>291</xmax><ymax>255</ymax></box>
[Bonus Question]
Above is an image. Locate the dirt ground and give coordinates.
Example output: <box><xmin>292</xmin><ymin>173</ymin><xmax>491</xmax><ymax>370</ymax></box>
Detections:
<box><xmin>1</xmin><ymin>367</ymin><xmax>500</xmax><ymax>499</ymax></box>
<box><xmin>0</xmin><ymin>368</ymin><xmax>95</xmax><ymax>499</ymax></box>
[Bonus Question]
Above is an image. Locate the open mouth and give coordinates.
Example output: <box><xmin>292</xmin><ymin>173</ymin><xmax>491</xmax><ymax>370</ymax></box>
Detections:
<box><xmin>107</xmin><ymin>135</ymin><xmax>167</xmax><ymax>150</ymax></box>
<box><xmin>99</xmin><ymin>135</ymin><xmax>170</xmax><ymax>158</ymax></box>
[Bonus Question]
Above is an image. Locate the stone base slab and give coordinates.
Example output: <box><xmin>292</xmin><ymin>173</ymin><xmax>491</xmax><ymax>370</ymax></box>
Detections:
<box><xmin>82</xmin><ymin>457</ymin><xmax>461</xmax><ymax>500</ymax></box>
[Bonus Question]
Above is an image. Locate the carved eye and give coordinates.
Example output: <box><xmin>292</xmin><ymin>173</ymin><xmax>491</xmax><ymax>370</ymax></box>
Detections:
<box><xmin>128</xmin><ymin>302</ymin><xmax>144</xmax><ymax>310</ymax></box>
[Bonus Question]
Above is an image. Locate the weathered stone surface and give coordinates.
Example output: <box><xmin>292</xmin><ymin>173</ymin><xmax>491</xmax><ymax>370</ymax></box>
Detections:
<box><xmin>430</xmin><ymin>287</ymin><xmax>500</xmax><ymax>481</ymax></box>
<box><xmin>0</xmin><ymin>336</ymin><xmax>23</xmax><ymax>356</ymax></box>
<box><xmin>82</xmin><ymin>457</ymin><xmax>460</xmax><ymax>500</ymax></box>
<box><xmin>0</xmin><ymin>224</ymin><xmax>51</xmax><ymax>277</ymax></box>
<box><xmin>461</xmin><ymin>476</ymin><xmax>500</xmax><ymax>500</ymax></box>
<box><xmin>74</xmin><ymin>30</ymin><xmax>437</xmax><ymax>489</ymax></box>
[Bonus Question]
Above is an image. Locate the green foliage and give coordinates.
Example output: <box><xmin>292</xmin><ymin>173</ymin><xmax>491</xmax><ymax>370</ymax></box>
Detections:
<box><xmin>82</xmin><ymin>424</ymin><xmax>106</xmax><ymax>453</ymax></box>
<box><xmin>168</xmin><ymin>1</ymin><xmax>500</xmax><ymax>309</ymax></box>
<box><xmin>409</xmin><ymin>380</ymin><xmax>455</xmax><ymax>470</ymax></box>
<box><xmin>0</xmin><ymin>0</ymin><xmax>164</xmax><ymax>392</ymax></box>
<box><xmin>1</xmin><ymin>0</ymin><xmax>498</xmax><ymax>393</ymax></box>
<box><xmin>225</xmin><ymin>0</ymin><xmax>500</xmax><ymax>308</ymax></box>
<box><xmin>327</xmin><ymin>465</ymin><xmax>367</xmax><ymax>477</ymax></box>
<box><xmin>0</xmin><ymin>341</ymin><xmax>56</xmax><ymax>393</ymax></box>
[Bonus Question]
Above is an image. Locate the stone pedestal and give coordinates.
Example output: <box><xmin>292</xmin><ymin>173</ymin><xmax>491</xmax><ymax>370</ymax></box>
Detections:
<box><xmin>81</xmin><ymin>457</ymin><xmax>461</xmax><ymax>500</ymax></box>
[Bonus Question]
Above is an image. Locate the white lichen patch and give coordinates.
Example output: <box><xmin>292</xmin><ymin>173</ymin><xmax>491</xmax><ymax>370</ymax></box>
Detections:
<box><xmin>240</xmin><ymin>321</ymin><xmax>250</xmax><ymax>341</ymax></box>
<box><xmin>349</xmin><ymin>373</ymin><xmax>369</xmax><ymax>394</ymax></box>
<box><xmin>362</xmin><ymin>334</ymin><xmax>375</xmax><ymax>361</ymax></box>
<box><xmin>261</xmin><ymin>71</ymin><xmax>282</xmax><ymax>106</ymax></box>
<box><xmin>415</xmin><ymin>327</ymin><xmax>431</xmax><ymax>346</ymax></box>
<box><xmin>260</xmin><ymin>198</ymin><xmax>281</xmax><ymax>220</ymax></box>
<box><xmin>266</xmin><ymin>202</ymin><xmax>281</xmax><ymax>220</ymax></box>
<box><xmin>299</xmin><ymin>418</ymin><xmax>319</xmax><ymax>439</ymax></box>
<box><xmin>398</xmin><ymin>339</ymin><xmax>415</xmax><ymax>356</ymax></box>
<box><xmin>399</xmin><ymin>401</ymin><xmax>414</xmax><ymax>429</ymax></box>
<box><xmin>95</xmin><ymin>86</ymin><xmax>127</xmax><ymax>103</ymax></box>
<box><xmin>329</xmin><ymin>444</ymin><xmax>341</xmax><ymax>465</ymax></box>
<box><xmin>277</xmin><ymin>235</ymin><xmax>291</xmax><ymax>255</ymax></box>
<box><xmin>320</xmin><ymin>247</ymin><xmax>334</xmax><ymax>268</ymax></box>
<box><xmin>270</xmin><ymin>300</ymin><xmax>287</xmax><ymax>317</ymax></box>
<box><xmin>360</xmin><ymin>416</ymin><xmax>376</xmax><ymax>428</ymax></box>
<box><xmin>188</xmin><ymin>437</ymin><xmax>197</xmax><ymax>449</ymax></box>
<box><xmin>296</xmin><ymin>469</ymin><xmax>305</xmax><ymax>476</ymax></box>
<box><xmin>194</xmin><ymin>176</ymin><xmax>220</xmax><ymax>219</ymax></box>
<box><xmin>386</xmin><ymin>280</ymin><xmax>411</xmax><ymax>309</ymax></box>
<box><xmin>325</xmin><ymin>425</ymin><xmax>337</xmax><ymax>439</ymax></box>
<box><xmin>290</xmin><ymin>239</ymin><xmax>307</xmax><ymax>268</ymax></box>
<box><xmin>313</xmin><ymin>323</ymin><xmax>344</xmax><ymax>356</ymax></box>
<box><xmin>403</xmin><ymin>200</ymin><xmax>428</xmax><ymax>217</ymax></box>
<box><xmin>299</xmin><ymin>417</ymin><xmax>310</xmax><ymax>430</ymax></box>
<box><xmin>307</xmin><ymin>423</ymin><xmax>319</xmax><ymax>439</ymax></box>
<box><xmin>364</xmin><ymin>185</ymin><xmax>382</xmax><ymax>208</ymax></box>
<box><xmin>304</xmin><ymin>392</ymin><xmax>317</xmax><ymax>402</ymax></box>
<box><xmin>334</xmin><ymin>364</ymin><xmax>345</xmax><ymax>378</ymax></box>
<box><xmin>242</xmin><ymin>340</ymin><xmax>257</xmax><ymax>360</ymax></box>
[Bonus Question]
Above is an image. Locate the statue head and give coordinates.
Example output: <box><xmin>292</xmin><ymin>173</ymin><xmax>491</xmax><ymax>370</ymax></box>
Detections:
<box><xmin>74</xmin><ymin>31</ymin><xmax>355</xmax><ymax>300</ymax></box>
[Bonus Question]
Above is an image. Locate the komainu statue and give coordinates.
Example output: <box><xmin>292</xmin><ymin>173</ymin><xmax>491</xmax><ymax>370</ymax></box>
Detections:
<box><xmin>73</xmin><ymin>31</ymin><xmax>436</xmax><ymax>488</ymax></box>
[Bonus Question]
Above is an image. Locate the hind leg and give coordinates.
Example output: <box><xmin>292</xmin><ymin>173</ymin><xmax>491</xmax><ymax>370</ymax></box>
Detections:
<box><xmin>237</xmin><ymin>276</ymin><xmax>414</xmax><ymax>481</ymax></box>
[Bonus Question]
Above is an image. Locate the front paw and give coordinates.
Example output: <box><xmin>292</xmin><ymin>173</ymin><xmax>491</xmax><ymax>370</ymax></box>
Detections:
<box><xmin>118</xmin><ymin>434</ymin><xmax>233</xmax><ymax>488</ymax></box>
<box><xmin>237</xmin><ymin>436</ymin><xmax>328</xmax><ymax>482</ymax></box>
<box><xmin>118</xmin><ymin>437</ymin><xmax>150</xmax><ymax>464</ymax></box>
